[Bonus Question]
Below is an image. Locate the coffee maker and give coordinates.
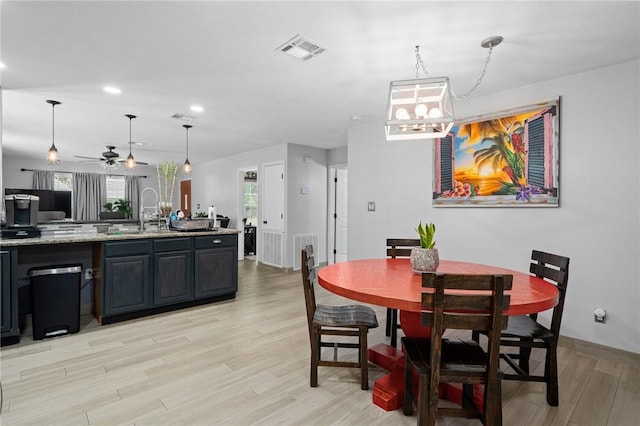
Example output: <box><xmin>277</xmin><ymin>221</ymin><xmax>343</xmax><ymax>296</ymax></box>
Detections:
<box><xmin>2</xmin><ymin>194</ymin><xmax>42</xmax><ymax>238</ymax></box>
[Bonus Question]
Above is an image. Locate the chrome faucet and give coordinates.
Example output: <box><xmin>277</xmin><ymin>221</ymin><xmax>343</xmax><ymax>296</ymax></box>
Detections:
<box><xmin>140</xmin><ymin>187</ymin><xmax>159</xmax><ymax>232</ymax></box>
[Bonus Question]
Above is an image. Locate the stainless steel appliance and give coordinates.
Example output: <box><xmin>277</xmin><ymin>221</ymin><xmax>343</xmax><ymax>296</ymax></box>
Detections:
<box><xmin>4</xmin><ymin>194</ymin><xmax>39</xmax><ymax>227</ymax></box>
<box><xmin>170</xmin><ymin>219</ymin><xmax>214</xmax><ymax>232</ymax></box>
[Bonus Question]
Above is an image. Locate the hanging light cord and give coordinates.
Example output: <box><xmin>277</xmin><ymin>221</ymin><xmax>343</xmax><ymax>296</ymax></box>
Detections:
<box><xmin>414</xmin><ymin>45</ymin><xmax>429</xmax><ymax>79</ymax></box>
<box><xmin>185</xmin><ymin>126</ymin><xmax>189</xmax><ymax>159</ymax></box>
<box><xmin>452</xmin><ymin>45</ymin><xmax>496</xmax><ymax>100</ymax></box>
<box><xmin>414</xmin><ymin>41</ymin><xmax>499</xmax><ymax>101</ymax></box>
<box><xmin>51</xmin><ymin>103</ymin><xmax>57</xmax><ymax>148</ymax></box>
<box><xmin>128</xmin><ymin>117</ymin><xmax>133</xmax><ymax>155</ymax></box>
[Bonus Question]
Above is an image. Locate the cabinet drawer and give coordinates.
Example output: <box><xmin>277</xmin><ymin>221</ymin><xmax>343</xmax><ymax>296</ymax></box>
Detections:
<box><xmin>104</xmin><ymin>240</ymin><xmax>152</xmax><ymax>257</ymax></box>
<box><xmin>154</xmin><ymin>237</ymin><xmax>192</xmax><ymax>253</ymax></box>
<box><xmin>194</xmin><ymin>234</ymin><xmax>237</xmax><ymax>249</ymax></box>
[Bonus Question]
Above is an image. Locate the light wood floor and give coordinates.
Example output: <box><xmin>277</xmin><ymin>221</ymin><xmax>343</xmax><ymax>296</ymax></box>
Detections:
<box><xmin>1</xmin><ymin>260</ymin><xmax>639</xmax><ymax>425</ymax></box>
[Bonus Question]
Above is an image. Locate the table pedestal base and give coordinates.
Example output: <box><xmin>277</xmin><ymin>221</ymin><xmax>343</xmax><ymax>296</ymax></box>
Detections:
<box><xmin>368</xmin><ymin>343</ymin><xmax>485</xmax><ymax>412</ymax></box>
<box><xmin>369</xmin><ymin>344</ymin><xmax>405</xmax><ymax>410</ymax></box>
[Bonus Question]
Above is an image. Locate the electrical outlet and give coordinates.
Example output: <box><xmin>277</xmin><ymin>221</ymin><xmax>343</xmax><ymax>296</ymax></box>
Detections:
<box><xmin>367</xmin><ymin>202</ymin><xmax>376</xmax><ymax>212</ymax></box>
<box><xmin>85</xmin><ymin>268</ymin><xmax>94</xmax><ymax>280</ymax></box>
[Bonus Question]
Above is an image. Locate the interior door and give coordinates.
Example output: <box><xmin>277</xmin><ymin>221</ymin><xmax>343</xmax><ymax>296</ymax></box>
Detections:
<box><xmin>334</xmin><ymin>168</ymin><xmax>348</xmax><ymax>263</ymax></box>
<box><xmin>261</xmin><ymin>161</ymin><xmax>285</xmax><ymax>267</ymax></box>
<box><xmin>262</xmin><ymin>162</ymin><xmax>284</xmax><ymax>231</ymax></box>
<box><xmin>180</xmin><ymin>179</ymin><xmax>191</xmax><ymax>217</ymax></box>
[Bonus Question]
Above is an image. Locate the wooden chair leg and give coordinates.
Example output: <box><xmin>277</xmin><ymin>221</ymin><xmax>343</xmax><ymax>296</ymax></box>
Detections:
<box><xmin>403</xmin><ymin>357</ymin><xmax>414</xmax><ymax>415</ymax></box>
<box><xmin>483</xmin><ymin>378</ymin><xmax>503</xmax><ymax>426</ymax></box>
<box><xmin>518</xmin><ymin>337</ymin><xmax>533</xmax><ymax>373</ymax></box>
<box><xmin>546</xmin><ymin>341</ymin><xmax>559</xmax><ymax>406</ymax></box>
<box><xmin>462</xmin><ymin>383</ymin><xmax>475</xmax><ymax>410</ymax></box>
<box><xmin>390</xmin><ymin>309</ymin><xmax>398</xmax><ymax>348</ymax></box>
<box><xmin>360</xmin><ymin>329</ymin><xmax>369</xmax><ymax>390</ymax></box>
<box><xmin>385</xmin><ymin>307</ymin><xmax>393</xmax><ymax>336</ymax></box>
<box><xmin>418</xmin><ymin>372</ymin><xmax>437</xmax><ymax>426</ymax></box>
<box><xmin>310</xmin><ymin>327</ymin><xmax>319</xmax><ymax>387</ymax></box>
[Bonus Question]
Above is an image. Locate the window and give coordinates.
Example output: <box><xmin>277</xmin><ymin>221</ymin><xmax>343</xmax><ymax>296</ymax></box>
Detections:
<box><xmin>53</xmin><ymin>172</ymin><xmax>72</xmax><ymax>191</ymax></box>
<box><xmin>106</xmin><ymin>175</ymin><xmax>125</xmax><ymax>203</ymax></box>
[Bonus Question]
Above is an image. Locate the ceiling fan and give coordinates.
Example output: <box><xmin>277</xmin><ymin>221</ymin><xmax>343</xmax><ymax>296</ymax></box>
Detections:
<box><xmin>74</xmin><ymin>146</ymin><xmax>148</xmax><ymax>166</ymax></box>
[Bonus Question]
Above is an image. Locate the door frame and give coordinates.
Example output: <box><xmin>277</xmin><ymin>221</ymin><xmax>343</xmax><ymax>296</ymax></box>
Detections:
<box><xmin>237</xmin><ymin>166</ymin><xmax>258</xmax><ymax>261</ymax></box>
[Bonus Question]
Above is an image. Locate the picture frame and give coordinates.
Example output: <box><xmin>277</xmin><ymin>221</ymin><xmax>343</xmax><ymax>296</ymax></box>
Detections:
<box><xmin>433</xmin><ymin>98</ymin><xmax>560</xmax><ymax>207</ymax></box>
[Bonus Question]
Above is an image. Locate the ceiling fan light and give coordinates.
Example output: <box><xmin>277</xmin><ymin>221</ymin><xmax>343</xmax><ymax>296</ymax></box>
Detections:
<box><xmin>101</xmin><ymin>160</ymin><xmax>120</xmax><ymax>171</ymax></box>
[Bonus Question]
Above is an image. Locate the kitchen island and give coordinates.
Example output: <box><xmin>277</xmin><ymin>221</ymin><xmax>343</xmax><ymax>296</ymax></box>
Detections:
<box><xmin>1</xmin><ymin>228</ymin><xmax>240</xmax><ymax>343</ymax></box>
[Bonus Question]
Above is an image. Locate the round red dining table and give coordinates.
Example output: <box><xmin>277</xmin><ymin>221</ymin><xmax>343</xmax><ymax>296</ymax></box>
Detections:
<box><xmin>317</xmin><ymin>258</ymin><xmax>559</xmax><ymax>316</ymax></box>
<box><xmin>317</xmin><ymin>258</ymin><xmax>560</xmax><ymax>412</ymax></box>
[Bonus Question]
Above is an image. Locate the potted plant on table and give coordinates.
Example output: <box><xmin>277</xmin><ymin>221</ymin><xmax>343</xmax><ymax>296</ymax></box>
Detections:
<box><xmin>410</xmin><ymin>221</ymin><xmax>439</xmax><ymax>272</ymax></box>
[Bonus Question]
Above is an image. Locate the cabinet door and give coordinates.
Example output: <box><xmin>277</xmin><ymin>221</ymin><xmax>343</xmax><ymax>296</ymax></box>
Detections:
<box><xmin>1</xmin><ymin>250</ymin><xmax>11</xmax><ymax>333</ymax></box>
<box><xmin>154</xmin><ymin>250</ymin><xmax>193</xmax><ymax>306</ymax></box>
<box><xmin>104</xmin><ymin>254</ymin><xmax>151</xmax><ymax>316</ymax></box>
<box><xmin>194</xmin><ymin>247</ymin><xmax>237</xmax><ymax>298</ymax></box>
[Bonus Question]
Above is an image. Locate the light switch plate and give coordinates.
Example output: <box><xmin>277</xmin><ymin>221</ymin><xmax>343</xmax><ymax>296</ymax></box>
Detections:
<box><xmin>367</xmin><ymin>202</ymin><xmax>376</xmax><ymax>211</ymax></box>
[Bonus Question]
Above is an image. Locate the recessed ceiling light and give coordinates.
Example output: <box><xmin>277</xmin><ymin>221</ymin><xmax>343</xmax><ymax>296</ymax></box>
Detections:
<box><xmin>133</xmin><ymin>142</ymin><xmax>145</xmax><ymax>146</ymax></box>
<box><xmin>190</xmin><ymin>105</ymin><xmax>204</xmax><ymax>113</ymax></box>
<box><xmin>0</xmin><ymin>62</ymin><xmax>6</xmax><ymax>69</ymax></box>
<box><xmin>103</xmin><ymin>86</ymin><xmax>122</xmax><ymax>94</ymax></box>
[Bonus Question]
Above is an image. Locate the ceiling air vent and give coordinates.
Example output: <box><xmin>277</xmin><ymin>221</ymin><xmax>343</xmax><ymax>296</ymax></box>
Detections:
<box><xmin>277</xmin><ymin>34</ymin><xmax>326</xmax><ymax>61</ymax></box>
<box><xmin>170</xmin><ymin>113</ymin><xmax>197</xmax><ymax>122</ymax></box>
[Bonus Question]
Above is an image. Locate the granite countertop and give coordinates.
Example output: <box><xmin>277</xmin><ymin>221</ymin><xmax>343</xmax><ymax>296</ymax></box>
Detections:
<box><xmin>0</xmin><ymin>228</ymin><xmax>240</xmax><ymax>247</ymax></box>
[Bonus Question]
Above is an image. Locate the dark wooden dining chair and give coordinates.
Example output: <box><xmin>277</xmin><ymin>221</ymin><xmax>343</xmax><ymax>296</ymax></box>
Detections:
<box><xmin>473</xmin><ymin>250</ymin><xmax>570</xmax><ymax>406</ymax></box>
<box><xmin>386</xmin><ymin>238</ymin><xmax>421</xmax><ymax>347</ymax></box>
<box><xmin>301</xmin><ymin>245</ymin><xmax>379</xmax><ymax>390</ymax></box>
<box><xmin>402</xmin><ymin>272</ymin><xmax>512</xmax><ymax>426</ymax></box>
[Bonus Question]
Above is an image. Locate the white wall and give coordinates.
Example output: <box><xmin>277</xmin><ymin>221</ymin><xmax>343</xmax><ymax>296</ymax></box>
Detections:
<box><xmin>286</xmin><ymin>143</ymin><xmax>328</xmax><ymax>267</ymax></box>
<box><xmin>189</xmin><ymin>143</ymin><xmax>286</xmax><ymax>228</ymax></box>
<box><xmin>328</xmin><ymin>146</ymin><xmax>347</xmax><ymax>165</ymax></box>
<box><xmin>347</xmin><ymin>60</ymin><xmax>640</xmax><ymax>354</ymax></box>
<box><xmin>189</xmin><ymin>143</ymin><xmax>286</xmax><ymax>261</ymax></box>
<box><xmin>190</xmin><ymin>142</ymin><xmax>329</xmax><ymax>267</ymax></box>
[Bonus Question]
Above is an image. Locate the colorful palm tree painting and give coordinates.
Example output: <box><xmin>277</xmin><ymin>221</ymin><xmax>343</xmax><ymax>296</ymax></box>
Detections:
<box><xmin>433</xmin><ymin>100</ymin><xmax>559</xmax><ymax>207</ymax></box>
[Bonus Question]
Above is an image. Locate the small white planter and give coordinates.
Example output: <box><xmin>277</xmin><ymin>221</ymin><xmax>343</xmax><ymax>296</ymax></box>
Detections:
<box><xmin>410</xmin><ymin>247</ymin><xmax>439</xmax><ymax>273</ymax></box>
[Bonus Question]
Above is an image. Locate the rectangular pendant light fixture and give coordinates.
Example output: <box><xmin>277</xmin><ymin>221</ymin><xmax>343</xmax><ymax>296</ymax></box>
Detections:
<box><xmin>385</xmin><ymin>77</ymin><xmax>455</xmax><ymax>140</ymax></box>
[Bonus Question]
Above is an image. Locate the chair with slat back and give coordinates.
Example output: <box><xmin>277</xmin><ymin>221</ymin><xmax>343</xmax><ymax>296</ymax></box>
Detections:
<box><xmin>385</xmin><ymin>238</ymin><xmax>421</xmax><ymax>347</ymax></box>
<box><xmin>301</xmin><ymin>245</ymin><xmax>379</xmax><ymax>390</ymax></box>
<box><xmin>473</xmin><ymin>250</ymin><xmax>570</xmax><ymax>406</ymax></box>
<box><xmin>402</xmin><ymin>272</ymin><xmax>513</xmax><ymax>426</ymax></box>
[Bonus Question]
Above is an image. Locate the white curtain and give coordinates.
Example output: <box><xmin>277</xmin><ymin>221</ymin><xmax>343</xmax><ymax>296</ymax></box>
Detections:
<box><xmin>32</xmin><ymin>170</ymin><xmax>55</xmax><ymax>190</ymax></box>
<box><xmin>72</xmin><ymin>172</ymin><xmax>105</xmax><ymax>221</ymax></box>
<box><xmin>124</xmin><ymin>175</ymin><xmax>140</xmax><ymax>219</ymax></box>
